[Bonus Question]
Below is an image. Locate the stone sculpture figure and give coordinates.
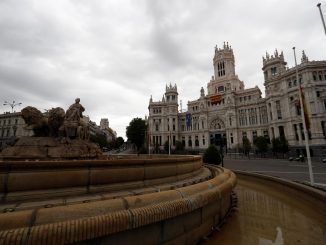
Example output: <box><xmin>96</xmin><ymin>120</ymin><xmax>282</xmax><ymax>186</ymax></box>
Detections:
<box><xmin>63</xmin><ymin>98</ymin><xmax>89</xmax><ymax>139</ymax></box>
<box><xmin>2</xmin><ymin>99</ymin><xmax>100</xmax><ymax>160</ymax></box>
<box><xmin>65</xmin><ymin>98</ymin><xmax>85</xmax><ymax>122</ymax></box>
<box><xmin>20</xmin><ymin>99</ymin><xmax>89</xmax><ymax>140</ymax></box>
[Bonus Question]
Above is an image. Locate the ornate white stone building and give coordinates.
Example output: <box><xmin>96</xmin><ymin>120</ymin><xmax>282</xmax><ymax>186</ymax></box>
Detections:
<box><xmin>148</xmin><ymin>43</ymin><xmax>326</xmax><ymax>156</ymax></box>
<box><xmin>0</xmin><ymin>112</ymin><xmax>32</xmax><ymax>149</ymax></box>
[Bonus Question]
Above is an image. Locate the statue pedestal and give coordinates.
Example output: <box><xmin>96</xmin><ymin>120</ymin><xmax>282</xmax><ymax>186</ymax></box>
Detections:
<box><xmin>0</xmin><ymin>137</ymin><xmax>103</xmax><ymax>160</ymax></box>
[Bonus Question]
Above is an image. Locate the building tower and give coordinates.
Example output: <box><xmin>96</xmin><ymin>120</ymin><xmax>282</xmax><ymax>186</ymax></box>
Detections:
<box><xmin>100</xmin><ymin>118</ymin><xmax>109</xmax><ymax>130</ymax></box>
<box><xmin>262</xmin><ymin>49</ymin><xmax>287</xmax><ymax>84</ymax></box>
<box><xmin>165</xmin><ymin>83</ymin><xmax>179</xmax><ymax>147</ymax></box>
<box><xmin>208</xmin><ymin>42</ymin><xmax>244</xmax><ymax>95</ymax></box>
<box><xmin>213</xmin><ymin>42</ymin><xmax>236</xmax><ymax>80</ymax></box>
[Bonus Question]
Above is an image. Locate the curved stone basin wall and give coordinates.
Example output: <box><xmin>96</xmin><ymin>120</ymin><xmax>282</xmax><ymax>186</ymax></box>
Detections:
<box><xmin>205</xmin><ymin>171</ymin><xmax>326</xmax><ymax>244</ymax></box>
<box><xmin>0</xmin><ymin>156</ymin><xmax>203</xmax><ymax>202</ymax></box>
<box><xmin>0</xmin><ymin>156</ymin><xmax>236</xmax><ymax>245</ymax></box>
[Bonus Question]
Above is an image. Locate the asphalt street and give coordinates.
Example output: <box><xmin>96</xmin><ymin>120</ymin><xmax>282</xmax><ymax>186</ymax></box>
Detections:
<box><xmin>223</xmin><ymin>158</ymin><xmax>326</xmax><ymax>187</ymax></box>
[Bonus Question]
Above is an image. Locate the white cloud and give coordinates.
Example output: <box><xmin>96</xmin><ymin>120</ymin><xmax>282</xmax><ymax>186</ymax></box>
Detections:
<box><xmin>0</xmin><ymin>0</ymin><xmax>325</xmax><ymax>139</ymax></box>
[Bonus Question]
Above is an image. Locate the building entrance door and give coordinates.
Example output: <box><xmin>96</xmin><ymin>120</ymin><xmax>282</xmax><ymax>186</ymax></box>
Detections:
<box><xmin>210</xmin><ymin>132</ymin><xmax>226</xmax><ymax>147</ymax></box>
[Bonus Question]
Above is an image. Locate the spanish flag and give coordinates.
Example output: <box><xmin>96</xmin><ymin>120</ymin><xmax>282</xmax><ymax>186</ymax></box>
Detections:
<box><xmin>300</xmin><ymin>85</ymin><xmax>310</xmax><ymax>130</ymax></box>
<box><xmin>210</xmin><ymin>94</ymin><xmax>222</xmax><ymax>105</ymax></box>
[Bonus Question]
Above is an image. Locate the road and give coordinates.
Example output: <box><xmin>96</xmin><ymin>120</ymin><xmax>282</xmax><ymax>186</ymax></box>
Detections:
<box><xmin>223</xmin><ymin>158</ymin><xmax>326</xmax><ymax>187</ymax></box>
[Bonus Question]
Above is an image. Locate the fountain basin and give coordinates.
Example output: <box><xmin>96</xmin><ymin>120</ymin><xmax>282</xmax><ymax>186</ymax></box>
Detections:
<box><xmin>0</xmin><ymin>156</ymin><xmax>236</xmax><ymax>244</ymax></box>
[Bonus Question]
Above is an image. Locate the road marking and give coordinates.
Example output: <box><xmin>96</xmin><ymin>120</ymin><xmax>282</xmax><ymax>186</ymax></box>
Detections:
<box><xmin>314</xmin><ymin>183</ymin><xmax>326</xmax><ymax>187</ymax></box>
<box><xmin>289</xmin><ymin>165</ymin><xmax>309</xmax><ymax>167</ymax></box>
<box><xmin>249</xmin><ymin>171</ymin><xmax>326</xmax><ymax>175</ymax></box>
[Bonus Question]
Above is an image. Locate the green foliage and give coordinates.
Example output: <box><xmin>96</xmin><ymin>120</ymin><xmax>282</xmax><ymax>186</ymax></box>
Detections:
<box><xmin>138</xmin><ymin>147</ymin><xmax>148</xmax><ymax>154</ymax></box>
<box><xmin>90</xmin><ymin>133</ymin><xmax>109</xmax><ymax>149</ymax></box>
<box><xmin>254</xmin><ymin>136</ymin><xmax>269</xmax><ymax>154</ymax></box>
<box><xmin>115</xmin><ymin>137</ymin><xmax>124</xmax><ymax>148</ymax></box>
<box><xmin>203</xmin><ymin>144</ymin><xmax>221</xmax><ymax>165</ymax></box>
<box><xmin>164</xmin><ymin>140</ymin><xmax>169</xmax><ymax>153</ymax></box>
<box><xmin>126</xmin><ymin>118</ymin><xmax>147</xmax><ymax>150</ymax></box>
<box><xmin>175</xmin><ymin>140</ymin><xmax>185</xmax><ymax>153</ymax></box>
<box><xmin>272</xmin><ymin>136</ymin><xmax>289</xmax><ymax>154</ymax></box>
<box><xmin>242</xmin><ymin>136</ymin><xmax>251</xmax><ymax>155</ymax></box>
<box><xmin>154</xmin><ymin>143</ymin><xmax>161</xmax><ymax>154</ymax></box>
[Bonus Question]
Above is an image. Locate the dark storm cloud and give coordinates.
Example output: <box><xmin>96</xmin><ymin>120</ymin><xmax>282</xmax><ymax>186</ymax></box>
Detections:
<box><xmin>0</xmin><ymin>0</ymin><xmax>325</xmax><ymax>138</ymax></box>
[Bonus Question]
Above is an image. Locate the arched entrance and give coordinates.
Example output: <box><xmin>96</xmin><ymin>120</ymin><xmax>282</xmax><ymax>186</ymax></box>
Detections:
<box><xmin>209</xmin><ymin>118</ymin><xmax>227</xmax><ymax>149</ymax></box>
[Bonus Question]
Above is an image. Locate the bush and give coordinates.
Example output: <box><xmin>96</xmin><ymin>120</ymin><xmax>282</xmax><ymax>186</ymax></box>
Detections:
<box><xmin>203</xmin><ymin>145</ymin><xmax>221</xmax><ymax>165</ymax></box>
<box><xmin>254</xmin><ymin>136</ymin><xmax>269</xmax><ymax>155</ymax></box>
<box><xmin>138</xmin><ymin>147</ymin><xmax>147</xmax><ymax>154</ymax></box>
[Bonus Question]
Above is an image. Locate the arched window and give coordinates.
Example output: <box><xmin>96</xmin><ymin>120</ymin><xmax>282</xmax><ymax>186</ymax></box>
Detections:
<box><xmin>188</xmin><ymin>136</ymin><xmax>192</xmax><ymax>147</ymax></box>
<box><xmin>195</xmin><ymin>136</ymin><xmax>199</xmax><ymax>147</ymax></box>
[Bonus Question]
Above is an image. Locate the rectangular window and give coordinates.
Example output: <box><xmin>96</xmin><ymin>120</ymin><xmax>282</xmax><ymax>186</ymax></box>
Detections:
<box><xmin>296</xmin><ymin>103</ymin><xmax>301</xmax><ymax>116</ymax></box>
<box><xmin>276</xmin><ymin>100</ymin><xmax>282</xmax><ymax>119</ymax></box>
<box><xmin>279</xmin><ymin>126</ymin><xmax>285</xmax><ymax>138</ymax></box>
<box><xmin>300</xmin><ymin>123</ymin><xmax>305</xmax><ymax>140</ymax></box>
<box><xmin>263</xmin><ymin>130</ymin><xmax>269</xmax><ymax>139</ymax></box>
<box><xmin>321</xmin><ymin>121</ymin><xmax>326</xmax><ymax>137</ymax></box>
<box><xmin>252</xmin><ymin>131</ymin><xmax>257</xmax><ymax>141</ymax></box>
<box><xmin>242</xmin><ymin>131</ymin><xmax>247</xmax><ymax>138</ymax></box>
<box><xmin>293</xmin><ymin>124</ymin><xmax>299</xmax><ymax>140</ymax></box>
<box><xmin>313</xmin><ymin>72</ymin><xmax>317</xmax><ymax>81</ymax></box>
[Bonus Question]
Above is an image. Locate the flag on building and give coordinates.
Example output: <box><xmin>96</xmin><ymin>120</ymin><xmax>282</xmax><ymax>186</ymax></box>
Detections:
<box><xmin>300</xmin><ymin>85</ymin><xmax>311</xmax><ymax>130</ymax></box>
<box><xmin>186</xmin><ymin>113</ymin><xmax>192</xmax><ymax>127</ymax></box>
<box><xmin>210</xmin><ymin>94</ymin><xmax>222</xmax><ymax>105</ymax></box>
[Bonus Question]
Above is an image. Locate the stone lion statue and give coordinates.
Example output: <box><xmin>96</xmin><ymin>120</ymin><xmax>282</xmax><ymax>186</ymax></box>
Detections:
<box><xmin>21</xmin><ymin>99</ymin><xmax>90</xmax><ymax>140</ymax></box>
<box><xmin>48</xmin><ymin>107</ymin><xmax>65</xmax><ymax>137</ymax></box>
<box><xmin>21</xmin><ymin>106</ymin><xmax>49</xmax><ymax>136</ymax></box>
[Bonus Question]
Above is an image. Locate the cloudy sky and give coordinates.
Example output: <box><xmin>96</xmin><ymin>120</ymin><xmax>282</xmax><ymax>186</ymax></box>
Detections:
<box><xmin>1</xmin><ymin>0</ymin><xmax>325</xmax><ymax>139</ymax></box>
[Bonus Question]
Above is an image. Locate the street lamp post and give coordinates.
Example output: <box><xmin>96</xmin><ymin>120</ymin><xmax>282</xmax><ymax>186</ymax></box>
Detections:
<box><xmin>293</xmin><ymin>47</ymin><xmax>314</xmax><ymax>185</ymax></box>
<box><xmin>317</xmin><ymin>3</ymin><xmax>326</xmax><ymax>36</ymax></box>
<box><xmin>3</xmin><ymin>101</ymin><xmax>22</xmax><ymax>113</ymax></box>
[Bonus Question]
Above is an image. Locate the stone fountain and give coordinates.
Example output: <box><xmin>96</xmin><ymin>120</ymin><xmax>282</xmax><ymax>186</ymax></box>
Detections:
<box><xmin>0</xmin><ymin>100</ymin><xmax>237</xmax><ymax>244</ymax></box>
<box><xmin>0</xmin><ymin>98</ymin><xmax>102</xmax><ymax>160</ymax></box>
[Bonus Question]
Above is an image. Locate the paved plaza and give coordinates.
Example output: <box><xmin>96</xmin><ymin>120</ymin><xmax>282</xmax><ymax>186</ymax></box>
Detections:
<box><xmin>223</xmin><ymin>158</ymin><xmax>326</xmax><ymax>187</ymax></box>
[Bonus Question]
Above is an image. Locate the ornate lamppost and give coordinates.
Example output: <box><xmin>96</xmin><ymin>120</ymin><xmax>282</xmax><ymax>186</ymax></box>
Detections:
<box><xmin>3</xmin><ymin>101</ymin><xmax>22</xmax><ymax>113</ymax></box>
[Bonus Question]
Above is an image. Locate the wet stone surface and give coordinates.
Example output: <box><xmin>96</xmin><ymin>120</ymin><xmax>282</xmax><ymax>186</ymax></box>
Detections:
<box><xmin>204</xmin><ymin>179</ymin><xmax>326</xmax><ymax>245</ymax></box>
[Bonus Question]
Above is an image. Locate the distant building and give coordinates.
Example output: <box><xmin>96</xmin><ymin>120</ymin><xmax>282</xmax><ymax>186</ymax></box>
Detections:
<box><xmin>0</xmin><ymin>112</ymin><xmax>32</xmax><ymax>149</ymax></box>
<box><xmin>100</xmin><ymin>118</ymin><xmax>109</xmax><ymax>130</ymax></box>
<box><xmin>148</xmin><ymin>43</ymin><xmax>326</xmax><ymax>156</ymax></box>
<box><xmin>83</xmin><ymin>116</ymin><xmax>117</xmax><ymax>143</ymax></box>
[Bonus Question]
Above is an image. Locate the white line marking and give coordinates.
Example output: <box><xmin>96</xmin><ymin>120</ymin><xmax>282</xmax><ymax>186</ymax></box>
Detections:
<box><xmin>249</xmin><ymin>171</ymin><xmax>326</xmax><ymax>175</ymax></box>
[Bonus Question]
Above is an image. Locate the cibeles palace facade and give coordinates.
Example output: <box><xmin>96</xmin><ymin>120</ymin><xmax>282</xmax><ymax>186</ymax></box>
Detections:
<box><xmin>148</xmin><ymin>43</ymin><xmax>326</xmax><ymax>155</ymax></box>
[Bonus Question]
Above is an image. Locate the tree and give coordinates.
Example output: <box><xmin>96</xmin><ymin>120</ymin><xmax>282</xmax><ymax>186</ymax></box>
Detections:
<box><xmin>164</xmin><ymin>140</ymin><xmax>169</xmax><ymax>153</ymax></box>
<box><xmin>254</xmin><ymin>136</ymin><xmax>269</xmax><ymax>156</ymax></box>
<box><xmin>175</xmin><ymin>140</ymin><xmax>185</xmax><ymax>153</ymax></box>
<box><xmin>90</xmin><ymin>133</ymin><xmax>109</xmax><ymax>149</ymax></box>
<box><xmin>115</xmin><ymin>137</ymin><xmax>124</xmax><ymax>149</ymax></box>
<box><xmin>242</xmin><ymin>136</ymin><xmax>251</xmax><ymax>156</ymax></box>
<box><xmin>272</xmin><ymin>136</ymin><xmax>289</xmax><ymax>157</ymax></box>
<box><xmin>126</xmin><ymin>118</ymin><xmax>147</xmax><ymax>151</ymax></box>
<box><xmin>154</xmin><ymin>143</ymin><xmax>160</xmax><ymax>154</ymax></box>
<box><xmin>203</xmin><ymin>144</ymin><xmax>221</xmax><ymax>165</ymax></box>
